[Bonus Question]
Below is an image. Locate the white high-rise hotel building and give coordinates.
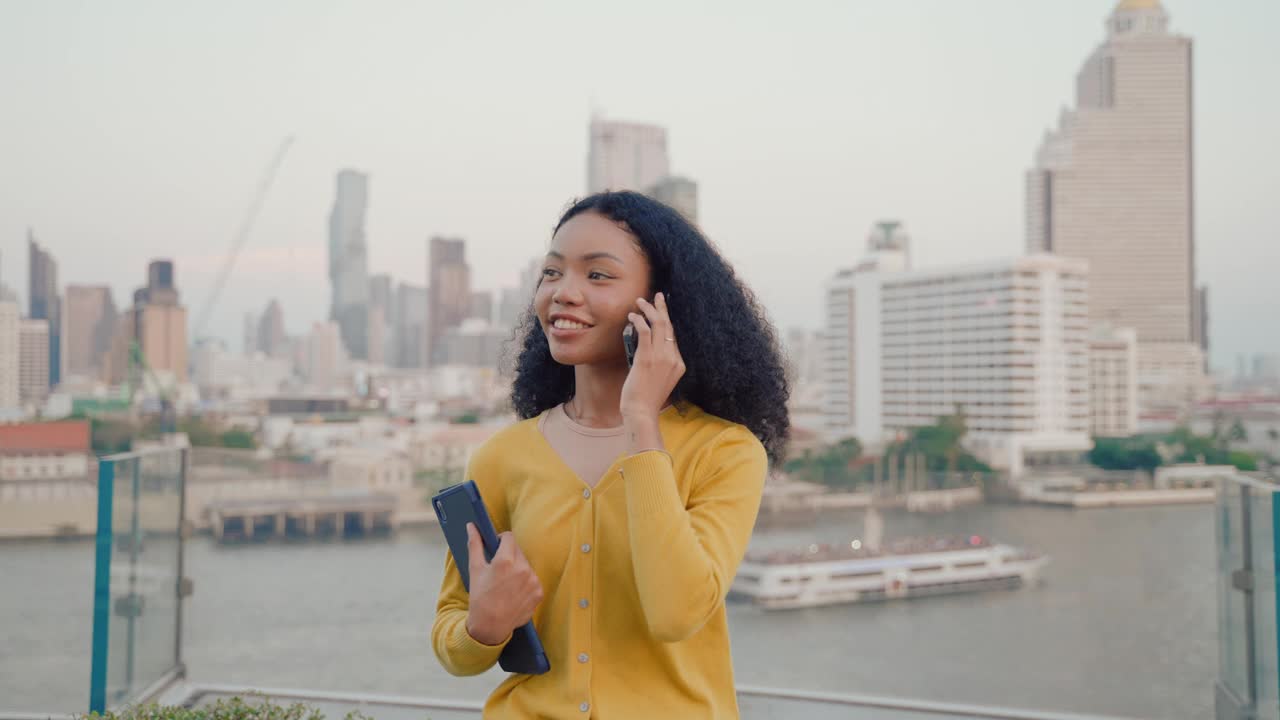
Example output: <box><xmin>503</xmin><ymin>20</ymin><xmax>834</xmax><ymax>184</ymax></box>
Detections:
<box><xmin>1027</xmin><ymin>0</ymin><xmax>1206</xmax><ymax>408</ymax></box>
<box><xmin>823</xmin><ymin>225</ymin><xmax>1093</xmax><ymax>475</ymax></box>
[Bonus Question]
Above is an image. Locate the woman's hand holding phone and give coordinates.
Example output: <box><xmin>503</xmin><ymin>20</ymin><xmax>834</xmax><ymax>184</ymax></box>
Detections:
<box><xmin>619</xmin><ymin>291</ymin><xmax>685</xmax><ymax>424</ymax></box>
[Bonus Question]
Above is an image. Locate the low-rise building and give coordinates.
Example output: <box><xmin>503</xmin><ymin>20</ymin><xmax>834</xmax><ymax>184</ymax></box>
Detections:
<box><xmin>0</xmin><ymin>420</ymin><xmax>92</xmax><ymax>481</ymax></box>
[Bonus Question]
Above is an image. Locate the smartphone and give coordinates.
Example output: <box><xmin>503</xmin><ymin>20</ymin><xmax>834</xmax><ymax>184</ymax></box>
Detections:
<box><xmin>623</xmin><ymin>292</ymin><xmax>667</xmax><ymax>366</ymax></box>
<box><xmin>623</xmin><ymin>323</ymin><xmax>638</xmax><ymax>366</ymax></box>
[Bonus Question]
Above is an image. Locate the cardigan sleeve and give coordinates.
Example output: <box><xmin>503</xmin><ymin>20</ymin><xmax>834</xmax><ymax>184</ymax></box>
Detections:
<box><xmin>621</xmin><ymin>424</ymin><xmax>767</xmax><ymax>643</ymax></box>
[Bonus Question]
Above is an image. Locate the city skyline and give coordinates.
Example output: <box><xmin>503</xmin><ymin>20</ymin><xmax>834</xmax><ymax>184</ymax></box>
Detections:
<box><xmin>2</xmin><ymin>1</ymin><xmax>1278</xmax><ymax>369</ymax></box>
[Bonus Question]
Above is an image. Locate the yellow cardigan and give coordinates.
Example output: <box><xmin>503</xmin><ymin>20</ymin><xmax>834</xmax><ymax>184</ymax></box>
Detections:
<box><xmin>431</xmin><ymin>402</ymin><xmax>768</xmax><ymax>719</ymax></box>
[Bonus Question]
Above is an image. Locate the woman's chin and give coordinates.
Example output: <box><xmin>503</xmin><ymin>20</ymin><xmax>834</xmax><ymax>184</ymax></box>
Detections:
<box><xmin>549</xmin><ymin>346</ymin><xmax>624</xmax><ymax>368</ymax></box>
<box><xmin>549</xmin><ymin>346</ymin><xmax>589</xmax><ymax>366</ymax></box>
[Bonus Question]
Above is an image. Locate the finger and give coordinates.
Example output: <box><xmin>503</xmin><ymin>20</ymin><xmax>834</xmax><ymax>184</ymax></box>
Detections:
<box><xmin>495</xmin><ymin>531</ymin><xmax>517</xmax><ymax>560</ymax></box>
<box><xmin>466</xmin><ymin>523</ymin><xmax>486</xmax><ymax>573</ymax></box>
<box><xmin>653</xmin><ymin>292</ymin><xmax>677</xmax><ymax>346</ymax></box>
<box><xmin>635</xmin><ymin>296</ymin><xmax>665</xmax><ymax>330</ymax></box>
<box><xmin>654</xmin><ymin>291</ymin><xmax>668</xmax><ymax>314</ymax></box>
<box><xmin>636</xmin><ymin>299</ymin><xmax>675</xmax><ymax>364</ymax></box>
<box><xmin>649</xmin><ymin>294</ymin><xmax>675</xmax><ymax>339</ymax></box>
<box><xmin>628</xmin><ymin>312</ymin><xmax>653</xmax><ymax>355</ymax></box>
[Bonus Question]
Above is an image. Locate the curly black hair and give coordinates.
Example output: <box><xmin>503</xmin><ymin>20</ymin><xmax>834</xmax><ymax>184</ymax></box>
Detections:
<box><xmin>506</xmin><ymin>190</ymin><xmax>791</xmax><ymax>465</ymax></box>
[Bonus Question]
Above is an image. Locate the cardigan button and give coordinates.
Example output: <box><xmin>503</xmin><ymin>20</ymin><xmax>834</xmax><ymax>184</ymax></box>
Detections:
<box><xmin>581</xmin><ymin>543</ymin><xmax>591</xmax><ymax>553</ymax></box>
<box><xmin>580</xmin><ymin>702</ymin><xmax>590</xmax><ymax>712</ymax></box>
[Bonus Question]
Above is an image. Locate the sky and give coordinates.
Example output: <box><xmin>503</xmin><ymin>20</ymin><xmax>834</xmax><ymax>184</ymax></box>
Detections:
<box><xmin>1</xmin><ymin>0</ymin><xmax>1277</xmax><ymax>371</ymax></box>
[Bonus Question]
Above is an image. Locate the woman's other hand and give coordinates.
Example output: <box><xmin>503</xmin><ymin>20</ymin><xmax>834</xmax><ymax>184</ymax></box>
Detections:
<box><xmin>464</xmin><ymin>523</ymin><xmax>543</xmax><ymax>645</ymax></box>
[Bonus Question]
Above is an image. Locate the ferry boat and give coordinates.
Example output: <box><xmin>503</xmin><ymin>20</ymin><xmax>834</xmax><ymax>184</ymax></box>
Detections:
<box><xmin>730</xmin><ymin>508</ymin><xmax>1048</xmax><ymax>610</ymax></box>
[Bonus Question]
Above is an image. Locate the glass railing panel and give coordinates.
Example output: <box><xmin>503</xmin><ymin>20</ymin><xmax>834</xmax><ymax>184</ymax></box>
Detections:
<box><xmin>90</xmin><ymin>448</ymin><xmax>187</xmax><ymax>712</ymax></box>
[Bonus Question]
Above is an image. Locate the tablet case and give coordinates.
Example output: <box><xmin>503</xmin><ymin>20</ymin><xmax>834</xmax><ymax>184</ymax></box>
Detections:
<box><xmin>432</xmin><ymin>480</ymin><xmax>551</xmax><ymax>675</ymax></box>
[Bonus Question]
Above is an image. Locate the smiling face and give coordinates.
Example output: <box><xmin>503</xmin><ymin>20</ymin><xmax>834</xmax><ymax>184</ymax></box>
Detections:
<box><xmin>534</xmin><ymin>211</ymin><xmax>652</xmax><ymax>367</ymax></box>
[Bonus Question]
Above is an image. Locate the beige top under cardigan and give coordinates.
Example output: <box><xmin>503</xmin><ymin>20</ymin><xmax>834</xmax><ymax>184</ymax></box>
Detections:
<box><xmin>536</xmin><ymin>402</ymin><xmax>632</xmax><ymax>488</ymax></box>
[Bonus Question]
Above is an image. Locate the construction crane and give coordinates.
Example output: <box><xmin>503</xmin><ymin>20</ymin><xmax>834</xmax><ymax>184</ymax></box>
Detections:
<box><xmin>127</xmin><ymin>340</ymin><xmax>177</xmax><ymax>432</ymax></box>
<box><xmin>130</xmin><ymin>136</ymin><xmax>295</xmax><ymax>432</ymax></box>
<box><xmin>193</xmin><ymin>136</ymin><xmax>295</xmax><ymax>339</ymax></box>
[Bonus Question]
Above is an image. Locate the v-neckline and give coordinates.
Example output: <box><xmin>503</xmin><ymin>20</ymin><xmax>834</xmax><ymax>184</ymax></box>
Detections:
<box><xmin>531</xmin><ymin>403</ymin><xmax>684</xmax><ymax>493</ymax></box>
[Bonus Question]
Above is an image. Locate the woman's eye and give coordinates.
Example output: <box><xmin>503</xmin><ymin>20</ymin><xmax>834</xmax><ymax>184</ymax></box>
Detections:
<box><xmin>541</xmin><ymin>268</ymin><xmax>560</xmax><ymax>278</ymax></box>
<box><xmin>588</xmin><ymin>271</ymin><xmax>611</xmax><ymax>280</ymax></box>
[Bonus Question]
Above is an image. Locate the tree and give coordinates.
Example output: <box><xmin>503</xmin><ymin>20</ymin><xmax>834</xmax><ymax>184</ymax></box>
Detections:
<box><xmin>783</xmin><ymin>437</ymin><xmax>863</xmax><ymax>489</ymax></box>
<box><xmin>87</xmin><ymin>417</ymin><xmax>134</xmax><ymax>455</ymax></box>
<box><xmin>1228</xmin><ymin>451</ymin><xmax>1259</xmax><ymax>472</ymax></box>
<box><xmin>1229</xmin><ymin>418</ymin><xmax>1249</xmax><ymax>447</ymax></box>
<box><xmin>220</xmin><ymin>429</ymin><xmax>256</xmax><ymax>449</ymax></box>
<box><xmin>1089</xmin><ymin>437</ymin><xmax>1161</xmax><ymax>473</ymax></box>
<box><xmin>174</xmin><ymin>417</ymin><xmax>218</xmax><ymax>447</ymax></box>
<box><xmin>895</xmin><ymin>411</ymin><xmax>990</xmax><ymax>479</ymax></box>
<box><xmin>1210</xmin><ymin>410</ymin><xmax>1228</xmax><ymax>450</ymax></box>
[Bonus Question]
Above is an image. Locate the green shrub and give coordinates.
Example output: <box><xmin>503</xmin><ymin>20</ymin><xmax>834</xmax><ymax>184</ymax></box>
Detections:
<box><xmin>79</xmin><ymin>697</ymin><xmax>377</xmax><ymax>720</ymax></box>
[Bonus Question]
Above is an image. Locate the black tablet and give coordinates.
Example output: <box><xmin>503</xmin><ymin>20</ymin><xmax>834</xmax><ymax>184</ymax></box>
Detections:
<box><xmin>432</xmin><ymin>480</ymin><xmax>551</xmax><ymax>675</ymax></box>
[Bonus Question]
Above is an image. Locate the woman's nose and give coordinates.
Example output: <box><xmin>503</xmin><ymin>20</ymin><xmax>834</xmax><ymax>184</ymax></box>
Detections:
<box><xmin>553</xmin><ymin>280</ymin><xmax>584</xmax><ymax>304</ymax></box>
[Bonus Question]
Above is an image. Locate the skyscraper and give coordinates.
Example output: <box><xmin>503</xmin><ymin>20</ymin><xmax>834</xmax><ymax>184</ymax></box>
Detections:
<box><xmin>27</xmin><ymin>230</ymin><xmax>61</xmax><ymax>388</ymax></box>
<box><xmin>469</xmin><ymin>290</ymin><xmax>493</xmax><ymax>324</ymax></box>
<box><xmin>328</xmin><ymin>170</ymin><xmax>371</xmax><ymax>360</ymax></box>
<box><xmin>243</xmin><ymin>313</ymin><xmax>257</xmax><ymax>355</ymax></box>
<box><xmin>369</xmin><ymin>274</ymin><xmax>393</xmax><ymax>314</ymax></box>
<box><xmin>0</xmin><ymin>250</ymin><xmax>17</xmax><ymax>304</ymax></box>
<box><xmin>394</xmin><ymin>282</ymin><xmax>428</xmax><ymax>368</ymax></box>
<box><xmin>106</xmin><ymin>261</ymin><xmax>188</xmax><ymax>385</ymax></box>
<box><xmin>19</xmin><ymin>319</ymin><xmax>50</xmax><ymax>407</ymax></box>
<box><xmin>428</xmin><ymin>236</ymin><xmax>471</xmax><ymax>366</ymax></box>
<box><xmin>587</xmin><ymin>116</ymin><xmax>670</xmax><ymax>193</ymax></box>
<box><xmin>497</xmin><ymin>287</ymin><xmax>527</xmax><ymax>329</ymax></box>
<box><xmin>1026</xmin><ymin>0</ymin><xmax>1204</xmax><ymax>403</ymax></box>
<box><xmin>0</xmin><ymin>302</ymin><xmax>19</xmax><ymax>412</ymax></box>
<box><xmin>306</xmin><ymin>320</ymin><xmax>345</xmax><ymax>390</ymax></box>
<box><xmin>256</xmin><ymin>298</ymin><xmax>288</xmax><ymax>359</ymax></box>
<box><xmin>645</xmin><ymin>176</ymin><xmax>699</xmax><ymax>223</ymax></box>
<box><xmin>369</xmin><ymin>274</ymin><xmax>394</xmax><ymax>365</ymax></box>
<box><xmin>137</xmin><ymin>261</ymin><xmax>188</xmax><ymax>383</ymax></box>
<box><xmin>63</xmin><ymin>285</ymin><xmax>118</xmax><ymax>380</ymax></box>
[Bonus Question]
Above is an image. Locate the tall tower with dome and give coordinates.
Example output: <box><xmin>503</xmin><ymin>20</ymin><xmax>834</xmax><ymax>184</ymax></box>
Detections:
<box><xmin>1026</xmin><ymin>0</ymin><xmax>1206</xmax><ymax>408</ymax></box>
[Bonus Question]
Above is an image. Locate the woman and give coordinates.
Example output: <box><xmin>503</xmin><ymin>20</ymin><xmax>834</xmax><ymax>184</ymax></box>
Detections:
<box><xmin>431</xmin><ymin>190</ymin><xmax>790</xmax><ymax>718</ymax></box>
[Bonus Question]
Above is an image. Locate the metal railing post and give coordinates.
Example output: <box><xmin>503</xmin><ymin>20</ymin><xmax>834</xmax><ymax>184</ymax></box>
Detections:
<box><xmin>175</xmin><ymin>447</ymin><xmax>189</xmax><ymax>677</ymax></box>
<box><xmin>88</xmin><ymin>460</ymin><xmax>115</xmax><ymax>713</ymax></box>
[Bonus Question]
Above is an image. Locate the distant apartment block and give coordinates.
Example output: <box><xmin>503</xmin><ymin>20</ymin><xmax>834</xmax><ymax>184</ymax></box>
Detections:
<box><xmin>1089</xmin><ymin>326</ymin><xmax>1139</xmax><ymax>437</ymax></box>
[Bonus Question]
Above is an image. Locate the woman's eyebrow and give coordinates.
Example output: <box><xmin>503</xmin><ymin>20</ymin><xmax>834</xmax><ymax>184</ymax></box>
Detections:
<box><xmin>545</xmin><ymin>250</ymin><xmax>624</xmax><ymax>263</ymax></box>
